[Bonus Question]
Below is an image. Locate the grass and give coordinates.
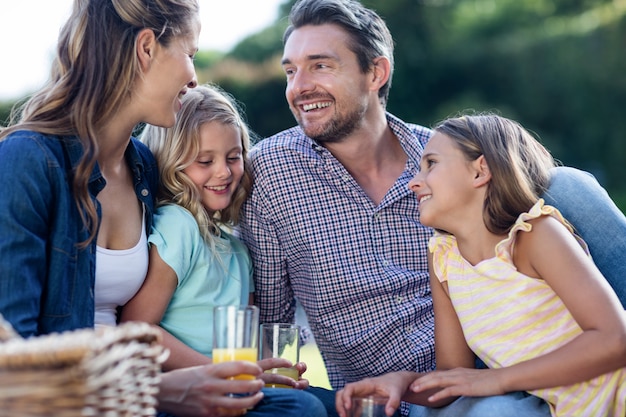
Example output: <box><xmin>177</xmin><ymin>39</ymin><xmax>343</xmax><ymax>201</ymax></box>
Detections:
<box><xmin>300</xmin><ymin>342</ymin><xmax>331</xmax><ymax>389</ymax></box>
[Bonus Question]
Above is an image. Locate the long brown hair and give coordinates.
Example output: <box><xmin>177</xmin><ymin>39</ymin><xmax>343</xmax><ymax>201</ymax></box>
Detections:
<box><xmin>435</xmin><ymin>114</ymin><xmax>556</xmax><ymax>234</ymax></box>
<box><xmin>0</xmin><ymin>0</ymin><xmax>199</xmax><ymax>245</ymax></box>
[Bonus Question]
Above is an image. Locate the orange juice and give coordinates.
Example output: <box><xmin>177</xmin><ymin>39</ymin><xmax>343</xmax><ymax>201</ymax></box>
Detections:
<box><xmin>212</xmin><ymin>347</ymin><xmax>258</xmax><ymax>380</ymax></box>
<box><xmin>264</xmin><ymin>366</ymin><xmax>299</xmax><ymax>388</ymax></box>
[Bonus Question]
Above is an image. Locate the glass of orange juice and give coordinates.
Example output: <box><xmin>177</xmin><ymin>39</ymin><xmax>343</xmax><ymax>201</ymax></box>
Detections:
<box><xmin>259</xmin><ymin>323</ymin><xmax>300</xmax><ymax>388</ymax></box>
<box><xmin>212</xmin><ymin>305</ymin><xmax>259</xmax><ymax>380</ymax></box>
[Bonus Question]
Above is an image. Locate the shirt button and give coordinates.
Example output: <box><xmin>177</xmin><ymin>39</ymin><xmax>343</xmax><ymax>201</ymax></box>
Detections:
<box><xmin>382</xmin><ymin>260</ymin><xmax>389</xmax><ymax>266</ymax></box>
<box><xmin>405</xmin><ymin>326</ymin><xmax>413</xmax><ymax>333</ymax></box>
<box><xmin>141</xmin><ymin>188</ymin><xmax>149</xmax><ymax>197</ymax></box>
<box><xmin>395</xmin><ymin>296</ymin><xmax>404</xmax><ymax>303</ymax></box>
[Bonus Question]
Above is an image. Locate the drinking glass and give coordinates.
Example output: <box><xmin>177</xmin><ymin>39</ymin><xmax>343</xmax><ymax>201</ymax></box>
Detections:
<box><xmin>212</xmin><ymin>305</ymin><xmax>259</xmax><ymax>380</ymax></box>
<box><xmin>259</xmin><ymin>323</ymin><xmax>300</xmax><ymax>388</ymax></box>
<box><xmin>350</xmin><ymin>396</ymin><xmax>388</xmax><ymax>417</ymax></box>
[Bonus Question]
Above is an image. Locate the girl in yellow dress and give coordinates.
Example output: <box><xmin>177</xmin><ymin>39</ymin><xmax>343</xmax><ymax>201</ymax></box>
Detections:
<box><xmin>336</xmin><ymin>114</ymin><xmax>626</xmax><ymax>417</ymax></box>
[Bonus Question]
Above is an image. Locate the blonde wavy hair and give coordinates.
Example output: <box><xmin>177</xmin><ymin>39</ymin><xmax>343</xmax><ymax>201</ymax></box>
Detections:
<box><xmin>0</xmin><ymin>0</ymin><xmax>199</xmax><ymax>246</ymax></box>
<box><xmin>435</xmin><ymin>113</ymin><xmax>557</xmax><ymax>235</ymax></box>
<box><xmin>141</xmin><ymin>84</ymin><xmax>253</xmax><ymax>245</ymax></box>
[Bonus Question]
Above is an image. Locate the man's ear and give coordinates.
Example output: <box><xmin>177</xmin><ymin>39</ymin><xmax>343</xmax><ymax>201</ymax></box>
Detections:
<box><xmin>472</xmin><ymin>155</ymin><xmax>491</xmax><ymax>188</ymax></box>
<box><xmin>369</xmin><ymin>56</ymin><xmax>391</xmax><ymax>92</ymax></box>
<box><xmin>136</xmin><ymin>28</ymin><xmax>157</xmax><ymax>71</ymax></box>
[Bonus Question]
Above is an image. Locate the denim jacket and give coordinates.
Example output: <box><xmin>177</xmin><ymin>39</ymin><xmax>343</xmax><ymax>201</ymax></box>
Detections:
<box><xmin>0</xmin><ymin>130</ymin><xmax>158</xmax><ymax>337</ymax></box>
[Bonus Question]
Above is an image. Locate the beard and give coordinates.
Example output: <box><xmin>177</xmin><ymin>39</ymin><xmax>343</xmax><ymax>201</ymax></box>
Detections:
<box><xmin>293</xmin><ymin>98</ymin><xmax>367</xmax><ymax>144</ymax></box>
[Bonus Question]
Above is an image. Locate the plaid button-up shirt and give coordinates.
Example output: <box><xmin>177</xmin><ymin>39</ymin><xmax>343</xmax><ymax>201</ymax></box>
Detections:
<box><xmin>240</xmin><ymin>113</ymin><xmax>435</xmax><ymax>390</ymax></box>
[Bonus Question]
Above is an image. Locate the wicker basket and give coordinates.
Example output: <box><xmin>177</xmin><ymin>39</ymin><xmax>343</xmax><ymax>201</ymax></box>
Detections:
<box><xmin>0</xmin><ymin>316</ymin><xmax>168</xmax><ymax>417</ymax></box>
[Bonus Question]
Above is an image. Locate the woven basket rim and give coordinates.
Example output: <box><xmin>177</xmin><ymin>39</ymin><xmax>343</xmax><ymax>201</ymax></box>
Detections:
<box><xmin>0</xmin><ymin>318</ymin><xmax>166</xmax><ymax>417</ymax></box>
<box><xmin>0</xmin><ymin>321</ymin><xmax>161</xmax><ymax>369</ymax></box>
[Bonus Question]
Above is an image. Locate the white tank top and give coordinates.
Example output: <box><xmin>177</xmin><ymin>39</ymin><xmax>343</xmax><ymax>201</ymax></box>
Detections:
<box><xmin>94</xmin><ymin>208</ymin><xmax>148</xmax><ymax>327</ymax></box>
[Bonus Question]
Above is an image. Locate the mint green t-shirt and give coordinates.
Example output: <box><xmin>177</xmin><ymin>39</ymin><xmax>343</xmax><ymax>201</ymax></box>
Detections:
<box><xmin>149</xmin><ymin>204</ymin><xmax>253</xmax><ymax>357</ymax></box>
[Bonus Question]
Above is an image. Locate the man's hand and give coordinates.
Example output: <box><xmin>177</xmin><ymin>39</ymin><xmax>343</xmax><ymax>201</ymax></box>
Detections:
<box><xmin>257</xmin><ymin>358</ymin><xmax>310</xmax><ymax>389</ymax></box>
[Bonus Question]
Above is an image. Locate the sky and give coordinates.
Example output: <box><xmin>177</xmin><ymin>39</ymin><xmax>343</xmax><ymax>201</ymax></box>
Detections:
<box><xmin>0</xmin><ymin>0</ymin><xmax>285</xmax><ymax>100</ymax></box>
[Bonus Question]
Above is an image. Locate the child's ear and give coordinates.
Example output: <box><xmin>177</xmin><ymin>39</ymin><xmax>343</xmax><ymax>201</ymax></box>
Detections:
<box><xmin>472</xmin><ymin>155</ymin><xmax>491</xmax><ymax>187</ymax></box>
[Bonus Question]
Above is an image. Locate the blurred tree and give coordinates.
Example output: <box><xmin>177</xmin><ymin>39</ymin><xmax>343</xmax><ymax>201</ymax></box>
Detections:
<box><xmin>2</xmin><ymin>0</ymin><xmax>625</xmax><ymax>210</ymax></box>
<box><xmin>196</xmin><ymin>0</ymin><xmax>626</xmax><ymax>209</ymax></box>
<box><xmin>194</xmin><ymin>50</ymin><xmax>225</xmax><ymax>70</ymax></box>
<box><xmin>0</xmin><ymin>102</ymin><xmax>13</xmax><ymax>126</ymax></box>
<box><xmin>230</xmin><ymin>23</ymin><xmax>288</xmax><ymax>63</ymax></box>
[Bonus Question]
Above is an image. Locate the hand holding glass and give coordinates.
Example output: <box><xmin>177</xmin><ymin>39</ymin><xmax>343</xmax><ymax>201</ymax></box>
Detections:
<box><xmin>259</xmin><ymin>323</ymin><xmax>300</xmax><ymax>388</ymax></box>
<box><xmin>212</xmin><ymin>305</ymin><xmax>259</xmax><ymax>380</ymax></box>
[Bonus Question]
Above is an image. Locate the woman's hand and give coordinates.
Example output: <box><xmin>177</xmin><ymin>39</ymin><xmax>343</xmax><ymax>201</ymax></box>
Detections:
<box><xmin>157</xmin><ymin>361</ymin><xmax>264</xmax><ymax>417</ymax></box>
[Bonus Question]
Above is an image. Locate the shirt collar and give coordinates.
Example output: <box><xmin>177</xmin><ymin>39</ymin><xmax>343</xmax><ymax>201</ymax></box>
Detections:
<box><xmin>385</xmin><ymin>112</ymin><xmax>428</xmax><ymax>168</ymax></box>
<box><xmin>61</xmin><ymin>135</ymin><xmax>144</xmax><ymax>195</ymax></box>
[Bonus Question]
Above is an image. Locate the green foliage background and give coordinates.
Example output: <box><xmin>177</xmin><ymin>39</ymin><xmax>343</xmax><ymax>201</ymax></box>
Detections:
<box><xmin>209</xmin><ymin>0</ymin><xmax>626</xmax><ymax>210</ymax></box>
<box><xmin>2</xmin><ymin>0</ymin><xmax>625</xmax><ymax>210</ymax></box>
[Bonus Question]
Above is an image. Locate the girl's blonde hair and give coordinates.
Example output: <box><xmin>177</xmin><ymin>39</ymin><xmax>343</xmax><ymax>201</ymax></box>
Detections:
<box><xmin>435</xmin><ymin>114</ymin><xmax>556</xmax><ymax>235</ymax></box>
<box><xmin>141</xmin><ymin>84</ymin><xmax>253</xmax><ymax>245</ymax></box>
<box><xmin>0</xmin><ymin>0</ymin><xmax>199</xmax><ymax>246</ymax></box>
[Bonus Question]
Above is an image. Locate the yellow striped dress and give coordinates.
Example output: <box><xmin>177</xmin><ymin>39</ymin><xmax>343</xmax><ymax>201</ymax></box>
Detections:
<box><xmin>430</xmin><ymin>200</ymin><xmax>626</xmax><ymax>416</ymax></box>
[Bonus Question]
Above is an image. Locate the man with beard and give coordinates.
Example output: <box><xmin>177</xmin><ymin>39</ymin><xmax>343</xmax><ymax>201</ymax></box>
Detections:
<box><xmin>239</xmin><ymin>1</ymin><xmax>626</xmax><ymax>416</ymax></box>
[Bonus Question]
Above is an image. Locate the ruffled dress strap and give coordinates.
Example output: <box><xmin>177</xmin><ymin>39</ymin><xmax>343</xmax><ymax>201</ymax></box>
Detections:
<box><xmin>495</xmin><ymin>199</ymin><xmax>590</xmax><ymax>262</ymax></box>
<box><xmin>428</xmin><ymin>233</ymin><xmax>458</xmax><ymax>284</ymax></box>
